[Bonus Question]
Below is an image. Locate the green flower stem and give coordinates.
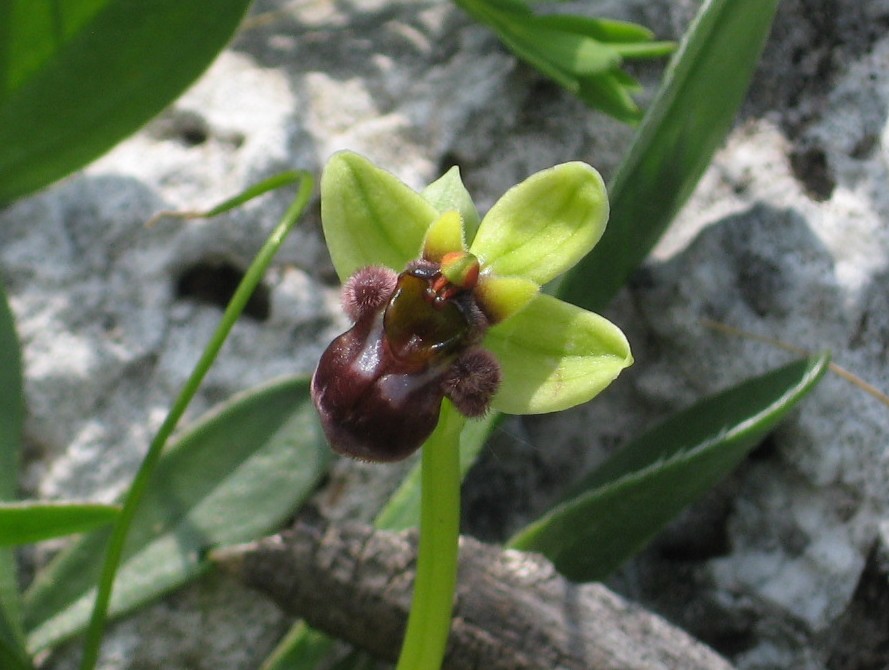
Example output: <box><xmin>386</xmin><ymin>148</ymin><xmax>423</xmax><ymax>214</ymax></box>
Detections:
<box><xmin>395</xmin><ymin>402</ymin><xmax>464</xmax><ymax>670</ymax></box>
<box><xmin>78</xmin><ymin>171</ymin><xmax>314</xmax><ymax>670</ymax></box>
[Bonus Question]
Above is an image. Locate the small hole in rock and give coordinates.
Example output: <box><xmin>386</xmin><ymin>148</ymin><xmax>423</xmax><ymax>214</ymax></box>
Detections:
<box><xmin>176</xmin><ymin>261</ymin><xmax>271</xmax><ymax>321</ymax></box>
<box><xmin>789</xmin><ymin>146</ymin><xmax>835</xmax><ymax>201</ymax></box>
<box><xmin>150</xmin><ymin>110</ymin><xmax>210</xmax><ymax>147</ymax></box>
<box><xmin>179</xmin><ymin>124</ymin><xmax>209</xmax><ymax>147</ymax></box>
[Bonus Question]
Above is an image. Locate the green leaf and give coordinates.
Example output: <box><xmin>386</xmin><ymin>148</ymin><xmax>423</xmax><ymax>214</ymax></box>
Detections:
<box><xmin>0</xmin><ymin>503</ymin><xmax>119</xmax><ymax>547</ymax></box>
<box><xmin>321</xmin><ymin>151</ymin><xmax>438</xmax><ymax>280</ymax></box>
<box><xmin>558</xmin><ymin>0</ymin><xmax>782</xmax><ymax>311</ymax></box>
<box><xmin>421</xmin><ymin>166</ymin><xmax>481</xmax><ymax>241</ymax></box>
<box><xmin>470</xmin><ymin>162</ymin><xmax>608</xmax><ymax>285</ymax></box>
<box><xmin>0</xmin><ymin>285</ymin><xmax>30</xmax><ymax>669</ymax></box>
<box><xmin>24</xmin><ymin>376</ymin><xmax>330</xmax><ymax>652</ymax></box>
<box><xmin>508</xmin><ymin>354</ymin><xmax>830</xmax><ymax>581</ymax></box>
<box><xmin>0</xmin><ymin>0</ymin><xmax>253</xmax><ymax>205</ymax></box>
<box><xmin>485</xmin><ymin>293</ymin><xmax>632</xmax><ymax>414</ymax></box>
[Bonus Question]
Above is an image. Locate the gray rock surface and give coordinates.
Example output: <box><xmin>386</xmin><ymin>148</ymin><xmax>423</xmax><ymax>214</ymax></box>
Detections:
<box><xmin>2</xmin><ymin>0</ymin><xmax>888</xmax><ymax>668</ymax></box>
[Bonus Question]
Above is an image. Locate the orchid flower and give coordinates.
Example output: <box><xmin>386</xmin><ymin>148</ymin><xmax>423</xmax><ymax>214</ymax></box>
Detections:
<box><xmin>312</xmin><ymin>151</ymin><xmax>632</xmax><ymax>462</ymax></box>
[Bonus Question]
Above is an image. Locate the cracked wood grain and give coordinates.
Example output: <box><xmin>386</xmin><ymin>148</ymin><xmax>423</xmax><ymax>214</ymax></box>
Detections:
<box><xmin>211</xmin><ymin>514</ymin><xmax>734</xmax><ymax>670</ymax></box>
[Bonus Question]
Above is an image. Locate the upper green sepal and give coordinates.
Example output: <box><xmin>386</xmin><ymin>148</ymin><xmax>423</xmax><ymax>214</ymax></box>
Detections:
<box><xmin>422</xmin><ymin>166</ymin><xmax>482</xmax><ymax>241</ymax></box>
<box><xmin>469</xmin><ymin>162</ymin><xmax>609</xmax><ymax>285</ymax></box>
<box><xmin>321</xmin><ymin>151</ymin><xmax>438</xmax><ymax>280</ymax></box>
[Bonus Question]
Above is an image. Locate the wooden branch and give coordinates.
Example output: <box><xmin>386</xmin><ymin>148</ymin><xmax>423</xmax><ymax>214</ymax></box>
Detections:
<box><xmin>212</xmin><ymin>515</ymin><xmax>734</xmax><ymax>670</ymax></box>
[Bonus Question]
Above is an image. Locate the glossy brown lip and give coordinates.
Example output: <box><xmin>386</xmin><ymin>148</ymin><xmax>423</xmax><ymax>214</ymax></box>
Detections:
<box><xmin>312</xmin><ymin>262</ymin><xmax>501</xmax><ymax>462</ymax></box>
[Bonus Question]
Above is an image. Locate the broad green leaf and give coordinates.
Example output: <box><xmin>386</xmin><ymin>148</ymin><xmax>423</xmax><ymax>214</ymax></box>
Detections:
<box><xmin>421</xmin><ymin>166</ymin><xmax>481</xmax><ymax>241</ymax></box>
<box><xmin>0</xmin><ymin>0</ymin><xmax>253</xmax><ymax>205</ymax></box>
<box><xmin>321</xmin><ymin>151</ymin><xmax>438</xmax><ymax>281</ymax></box>
<box><xmin>0</xmin><ymin>503</ymin><xmax>119</xmax><ymax>547</ymax></box>
<box><xmin>508</xmin><ymin>354</ymin><xmax>830</xmax><ymax>581</ymax></box>
<box><xmin>0</xmin><ymin>285</ymin><xmax>30</xmax><ymax>668</ymax></box>
<box><xmin>558</xmin><ymin>0</ymin><xmax>781</xmax><ymax>311</ymax></box>
<box><xmin>470</xmin><ymin>162</ymin><xmax>608</xmax><ymax>285</ymax></box>
<box><xmin>24</xmin><ymin>376</ymin><xmax>330</xmax><ymax>652</ymax></box>
<box><xmin>259</xmin><ymin>407</ymin><xmax>499</xmax><ymax>670</ymax></box>
<box><xmin>485</xmin><ymin>293</ymin><xmax>632</xmax><ymax>414</ymax></box>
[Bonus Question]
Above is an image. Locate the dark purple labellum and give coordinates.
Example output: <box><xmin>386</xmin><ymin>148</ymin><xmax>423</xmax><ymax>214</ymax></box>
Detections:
<box><xmin>311</xmin><ymin>263</ymin><xmax>501</xmax><ymax>462</ymax></box>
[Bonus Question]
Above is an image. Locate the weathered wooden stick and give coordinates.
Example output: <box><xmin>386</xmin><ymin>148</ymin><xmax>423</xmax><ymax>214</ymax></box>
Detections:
<box><xmin>212</xmin><ymin>515</ymin><xmax>734</xmax><ymax>670</ymax></box>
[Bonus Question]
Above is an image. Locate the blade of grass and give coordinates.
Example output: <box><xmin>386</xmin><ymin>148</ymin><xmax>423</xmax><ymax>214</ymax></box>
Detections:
<box><xmin>508</xmin><ymin>354</ymin><xmax>830</xmax><ymax>581</ymax></box>
<box><xmin>0</xmin><ymin>503</ymin><xmax>119</xmax><ymax>547</ymax></box>
<box><xmin>0</xmin><ymin>0</ymin><xmax>253</xmax><ymax>205</ymax></box>
<box><xmin>558</xmin><ymin>0</ymin><xmax>782</xmax><ymax>311</ymax></box>
<box><xmin>0</xmin><ymin>284</ymin><xmax>30</xmax><ymax>669</ymax></box>
<box><xmin>70</xmin><ymin>172</ymin><xmax>313</xmax><ymax>670</ymax></box>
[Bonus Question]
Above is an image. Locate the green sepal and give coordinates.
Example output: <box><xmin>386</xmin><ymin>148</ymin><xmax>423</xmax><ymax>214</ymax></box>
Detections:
<box><xmin>321</xmin><ymin>151</ymin><xmax>438</xmax><ymax>280</ymax></box>
<box><xmin>470</xmin><ymin>162</ymin><xmax>608</xmax><ymax>285</ymax></box>
<box><xmin>422</xmin><ymin>167</ymin><xmax>481</xmax><ymax>242</ymax></box>
<box><xmin>484</xmin><ymin>294</ymin><xmax>632</xmax><ymax>414</ymax></box>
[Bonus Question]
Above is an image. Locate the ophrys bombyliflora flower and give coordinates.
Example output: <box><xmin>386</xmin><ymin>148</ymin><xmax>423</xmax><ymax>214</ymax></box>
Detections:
<box><xmin>312</xmin><ymin>152</ymin><xmax>633</xmax><ymax>461</ymax></box>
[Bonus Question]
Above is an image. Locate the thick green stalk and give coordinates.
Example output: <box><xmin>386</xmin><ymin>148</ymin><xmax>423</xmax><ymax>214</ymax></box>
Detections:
<box><xmin>394</xmin><ymin>403</ymin><xmax>464</xmax><ymax>670</ymax></box>
<box><xmin>78</xmin><ymin>172</ymin><xmax>314</xmax><ymax>670</ymax></box>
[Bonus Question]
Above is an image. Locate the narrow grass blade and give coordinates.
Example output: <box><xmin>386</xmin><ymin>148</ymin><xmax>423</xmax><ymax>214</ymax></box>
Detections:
<box><xmin>508</xmin><ymin>354</ymin><xmax>830</xmax><ymax>582</ymax></box>
<box><xmin>0</xmin><ymin>284</ymin><xmax>30</xmax><ymax>668</ymax></box>
<box><xmin>0</xmin><ymin>503</ymin><xmax>119</xmax><ymax>547</ymax></box>
<box><xmin>0</xmin><ymin>0</ymin><xmax>253</xmax><ymax>204</ymax></box>
<box><xmin>24</xmin><ymin>376</ymin><xmax>329</xmax><ymax>652</ymax></box>
<box><xmin>558</xmin><ymin>0</ymin><xmax>781</xmax><ymax>311</ymax></box>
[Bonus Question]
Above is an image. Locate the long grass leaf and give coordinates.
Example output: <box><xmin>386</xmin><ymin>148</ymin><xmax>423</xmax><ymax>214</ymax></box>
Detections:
<box><xmin>508</xmin><ymin>354</ymin><xmax>830</xmax><ymax>581</ymax></box>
